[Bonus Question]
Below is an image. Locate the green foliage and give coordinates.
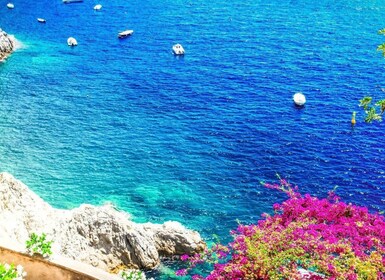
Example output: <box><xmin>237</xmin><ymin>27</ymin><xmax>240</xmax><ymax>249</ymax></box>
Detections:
<box><xmin>377</xmin><ymin>43</ymin><xmax>385</xmax><ymax>56</ymax></box>
<box><xmin>376</xmin><ymin>99</ymin><xmax>385</xmax><ymax>114</ymax></box>
<box><xmin>0</xmin><ymin>263</ymin><xmax>26</xmax><ymax>280</ymax></box>
<box><xmin>0</xmin><ymin>264</ymin><xmax>17</xmax><ymax>280</ymax></box>
<box><xmin>119</xmin><ymin>270</ymin><xmax>146</xmax><ymax>280</ymax></box>
<box><xmin>365</xmin><ymin>107</ymin><xmax>382</xmax><ymax>123</ymax></box>
<box><xmin>25</xmin><ymin>233</ymin><xmax>53</xmax><ymax>258</ymax></box>
<box><xmin>359</xmin><ymin>96</ymin><xmax>372</xmax><ymax>110</ymax></box>
<box><xmin>378</xmin><ymin>28</ymin><xmax>385</xmax><ymax>56</ymax></box>
<box><xmin>378</xmin><ymin>28</ymin><xmax>385</xmax><ymax>35</ymax></box>
<box><xmin>359</xmin><ymin>96</ymin><xmax>385</xmax><ymax>123</ymax></box>
<box><xmin>177</xmin><ymin>179</ymin><xmax>385</xmax><ymax>279</ymax></box>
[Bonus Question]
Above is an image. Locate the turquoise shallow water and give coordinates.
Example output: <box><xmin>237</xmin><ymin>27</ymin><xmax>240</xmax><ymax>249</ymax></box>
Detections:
<box><xmin>1</xmin><ymin>0</ymin><xmax>385</xmax><ymax>277</ymax></box>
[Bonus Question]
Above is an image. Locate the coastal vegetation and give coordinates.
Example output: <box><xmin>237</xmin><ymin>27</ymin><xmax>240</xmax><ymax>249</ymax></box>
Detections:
<box><xmin>177</xmin><ymin>178</ymin><xmax>385</xmax><ymax>279</ymax></box>
<box><xmin>355</xmin><ymin>30</ymin><xmax>385</xmax><ymax>124</ymax></box>
<box><xmin>377</xmin><ymin>28</ymin><xmax>385</xmax><ymax>57</ymax></box>
<box><xmin>25</xmin><ymin>233</ymin><xmax>53</xmax><ymax>258</ymax></box>
<box><xmin>0</xmin><ymin>263</ymin><xmax>26</xmax><ymax>280</ymax></box>
<box><xmin>118</xmin><ymin>269</ymin><xmax>151</xmax><ymax>280</ymax></box>
<box><xmin>359</xmin><ymin>97</ymin><xmax>385</xmax><ymax>123</ymax></box>
<box><xmin>358</xmin><ymin>29</ymin><xmax>385</xmax><ymax>124</ymax></box>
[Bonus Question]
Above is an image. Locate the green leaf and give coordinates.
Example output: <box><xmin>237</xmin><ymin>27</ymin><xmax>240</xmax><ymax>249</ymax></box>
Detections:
<box><xmin>359</xmin><ymin>96</ymin><xmax>372</xmax><ymax>110</ymax></box>
<box><xmin>375</xmin><ymin>99</ymin><xmax>385</xmax><ymax>114</ymax></box>
<box><xmin>25</xmin><ymin>232</ymin><xmax>53</xmax><ymax>257</ymax></box>
<box><xmin>377</xmin><ymin>43</ymin><xmax>385</xmax><ymax>56</ymax></box>
<box><xmin>365</xmin><ymin>107</ymin><xmax>382</xmax><ymax>123</ymax></box>
<box><xmin>378</xmin><ymin>28</ymin><xmax>385</xmax><ymax>35</ymax></box>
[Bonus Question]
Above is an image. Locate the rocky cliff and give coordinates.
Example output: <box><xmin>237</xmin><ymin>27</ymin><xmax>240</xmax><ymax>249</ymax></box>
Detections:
<box><xmin>0</xmin><ymin>29</ymin><xmax>15</xmax><ymax>61</ymax></box>
<box><xmin>0</xmin><ymin>172</ymin><xmax>205</xmax><ymax>271</ymax></box>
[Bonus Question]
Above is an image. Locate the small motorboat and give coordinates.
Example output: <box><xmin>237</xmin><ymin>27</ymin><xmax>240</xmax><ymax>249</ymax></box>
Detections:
<box><xmin>7</xmin><ymin>3</ymin><xmax>14</xmax><ymax>8</ymax></box>
<box><xmin>93</xmin><ymin>4</ymin><xmax>102</xmax><ymax>10</ymax></box>
<box><xmin>63</xmin><ymin>0</ymin><xmax>83</xmax><ymax>3</ymax></box>
<box><xmin>172</xmin><ymin>44</ymin><xmax>185</xmax><ymax>55</ymax></box>
<box><xmin>37</xmin><ymin>18</ymin><xmax>46</xmax><ymax>23</ymax></box>
<box><xmin>67</xmin><ymin>37</ymin><xmax>78</xmax><ymax>46</ymax></box>
<box><xmin>293</xmin><ymin>92</ymin><xmax>306</xmax><ymax>106</ymax></box>
<box><xmin>118</xmin><ymin>30</ymin><xmax>134</xmax><ymax>39</ymax></box>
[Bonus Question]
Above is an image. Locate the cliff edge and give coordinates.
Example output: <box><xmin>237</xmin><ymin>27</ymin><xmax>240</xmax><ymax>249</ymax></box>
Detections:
<box><xmin>0</xmin><ymin>172</ymin><xmax>206</xmax><ymax>272</ymax></box>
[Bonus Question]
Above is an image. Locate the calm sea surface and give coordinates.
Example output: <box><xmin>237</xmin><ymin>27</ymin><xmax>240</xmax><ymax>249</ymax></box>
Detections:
<box><xmin>1</xmin><ymin>0</ymin><xmax>385</xmax><ymax>277</ymax></box>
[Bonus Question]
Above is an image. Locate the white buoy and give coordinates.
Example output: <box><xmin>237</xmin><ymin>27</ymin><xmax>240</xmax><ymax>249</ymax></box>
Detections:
<box><xmin>293</xmin><ymin>92</ymin><xmax>306</xmax><ymax>106</ymax></box>
<box><xmin>67</xmin><ymin>37</ymin><xmax>78</xmax><ymax>46</ymax></box>
<box><xmin>7</xmin><ymin>3</ymin><xmax>14</xmax><ymax>8</ymax></box>
<box><xmin>172</xmin><ymin>44</ymin><xmax>185</xmax><ymax>55</ymax></box>
<box><xmin>93</xmin><ymin>4</ymin><xmax>102</xmax><ymax>10</ymax></box>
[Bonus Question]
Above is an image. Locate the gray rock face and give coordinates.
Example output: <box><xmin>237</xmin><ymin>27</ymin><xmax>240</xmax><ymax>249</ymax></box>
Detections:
<box><xmin>0</xmin><ymin>172</ymin><xmax>206</xmax><ymax>271</ymax></box>
<box><xmin>0</xmin><ymin>29</ymin><xmax>15</xmax><ymax>61</ymax></box>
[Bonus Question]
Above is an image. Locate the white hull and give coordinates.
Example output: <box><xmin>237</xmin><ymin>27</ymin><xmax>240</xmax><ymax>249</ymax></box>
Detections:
<box><xmin>118</xmin><ymin>30</ymin><xmax>134</xmax><ymax>38</ymax></box>
<box><xmin>67</xmin><ymin>37</ymin><xmax>78</xmax><ymax>46</ymax></box>
<box><xmin>293</xmin><ymin>92</ymin><xmax>306</xmax><ymax>106</ymax></box>
<box><xmin>172</xmin><ymin>44</ymin><xmax>185</xmax><ymax>55</ymax></box>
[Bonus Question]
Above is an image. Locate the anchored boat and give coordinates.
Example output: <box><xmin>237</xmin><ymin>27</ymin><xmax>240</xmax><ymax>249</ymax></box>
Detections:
<box><xmin>118</xmin><ymin>30</ymin><xmax>134</xmax><ymax>39</ymax></box>
<box><xmin>293</xmin><ymin>92</ymin><xmax>306</xmax><ymax>106</ymax></box>
<box><xmin>67</xmin><ymin>37</ymin><xmax>78</xmax><ymax>46</ymax></box>
<box><xmin>172</xmin><ymin>44</ymin><xmax>185</xmax><ymax>55</ymax></box>
<box><xmin>63</xmin><ymin>0</ymin><xmax>83</xmax><ymax>4</ymax></box>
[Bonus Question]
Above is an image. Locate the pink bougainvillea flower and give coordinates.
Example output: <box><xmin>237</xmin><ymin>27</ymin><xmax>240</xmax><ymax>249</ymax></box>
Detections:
<box><xmin>176</xmin><ymin>178</ymin><xmax>385</xmax><ymax>279</ymax></box>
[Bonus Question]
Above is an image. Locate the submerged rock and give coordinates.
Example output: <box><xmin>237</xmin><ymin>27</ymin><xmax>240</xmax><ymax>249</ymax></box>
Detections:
<box><xmin>0</xmin><ymin>29</ymin><xmax>15</xmax><ymax>61</ymax></box>
<box><xmin>0</xmin><ymin>172</ymin><xmax>206</xmax><ymax>271</ymax></box>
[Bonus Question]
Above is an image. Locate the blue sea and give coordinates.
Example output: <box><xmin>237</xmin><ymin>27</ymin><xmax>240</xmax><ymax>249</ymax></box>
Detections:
<box><xmin>1</xmin><ymin>0</ymin><xmax>385</xmax><ymax>277</ymax></box>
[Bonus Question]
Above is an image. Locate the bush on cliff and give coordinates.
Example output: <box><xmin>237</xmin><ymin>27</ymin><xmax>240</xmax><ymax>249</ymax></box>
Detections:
<box><xmin>0</xmin><ymin>263</ymin><xmax>26</xmax><ymax>280</ymax></box>
<box><xmin>26</xmin><ymin>233</ymin><xmax>53</xmax><ymax>258</ymax></box>
<box><xmin>177</xmin><ymin>178</ymin><xmax>385</xmax><ymax>279</ymax></box>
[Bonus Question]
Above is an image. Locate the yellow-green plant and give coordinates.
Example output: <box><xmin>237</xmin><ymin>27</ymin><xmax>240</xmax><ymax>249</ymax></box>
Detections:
<box><xmin>0</xmin><ymin>263</ymin><xmax>26</xmax><ymax>280</ymax></box>
<box><xmin>25</xmin><ymin>233</ymin><xmax>53</xmax><ymax>258</ymax></box>
<box><xmin>359</xmin><ymin>96</ymin><xmax>385</xmax><ymax>123</ymax></box>
<box><xmin>118</xmin><ymin>269</ymin><xmax>148</xmax><ymax>280</ymax></box>
<box><xmin>378</xmin><ymin>28</ymin><xmax>385</xmax><ymax>56</ymax></box>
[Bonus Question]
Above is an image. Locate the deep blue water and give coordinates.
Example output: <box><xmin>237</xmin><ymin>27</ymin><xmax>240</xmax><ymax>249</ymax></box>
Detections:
<box><xmin>1</xmin><ymin>0</ymin><xmax>385</xmax><ymax>277</ymax></box>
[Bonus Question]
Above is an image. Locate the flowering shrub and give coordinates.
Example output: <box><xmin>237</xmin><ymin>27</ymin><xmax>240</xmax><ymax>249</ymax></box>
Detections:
<box><xmin>0</xmin><ymin>263</ymin><xmax>27</xmax><ymax>280</ymax></box>
<box><xmin>177</xmin><ymin>178</ymin><xmax>385</xmax><ymax>279</ymax></box>
<box><xmin>25</xmin><ymin>233</ymin><xmax>53</xmax><ymax>258</ymax></box>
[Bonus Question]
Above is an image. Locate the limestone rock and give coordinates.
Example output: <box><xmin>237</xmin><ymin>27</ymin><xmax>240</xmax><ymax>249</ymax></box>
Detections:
<box><xmin>143</xmin><ymin>221</ymin><xmax>206</xmax><ymax>255</ymax></box>
<box><xmin>0</xmin><ymin>172</ymin><xmax>206</xmax><ymax>271</ymax></box>
<box><xmin>0</xmin><ymin>29</ymin><xmax>15</xmax><ymax>61</ymax></box>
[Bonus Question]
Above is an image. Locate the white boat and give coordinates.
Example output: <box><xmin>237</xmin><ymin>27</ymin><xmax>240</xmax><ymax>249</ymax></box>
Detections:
<box><xmin>118</xmin><ymin>30</ymin><xmax>134</xmax><ymax>38</ymax></box>
<box><xmin>37</xmin><ymin>18</ymin><xmax>46</xmax><ymax>23</ymax></box>
<box><xmin>293</xmin><ymin>92</ymin><xmax>306</xmax><ymax>106</ymax></box>
<box><xmin>172</xmin><ymin>44</ymin><xmax>185</xmax><ymax>55</ymax></box>
<box><xmin>63</xmin><ymin>0</ymin><xmax>83</xmax><ymax>3</ymax></box>
<box><xmin>67</xmin><ymin>37</ymin><xmax>78</xmax><ymax>46</ymax></box>
<box><xmin>7</xmin><ymin>3</ymin><xmax>14</xmax><ymax>9</ymax></box>
<box><xmin>93</xmin><ymin>4</ymin><xmax>102</xmax><ymax>10</ymax></box>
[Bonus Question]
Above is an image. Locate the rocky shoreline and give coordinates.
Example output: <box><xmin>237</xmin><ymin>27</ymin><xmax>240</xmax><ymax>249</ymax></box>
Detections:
<box><xmin>0</xmin><ymin>172</ymin><xmax>206</xmax><ymax>273</ymax></box>
<box><xmin>0</xmin><ymin>28</ymin><xmax>15</xmax><ymax>61</ymax></box>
